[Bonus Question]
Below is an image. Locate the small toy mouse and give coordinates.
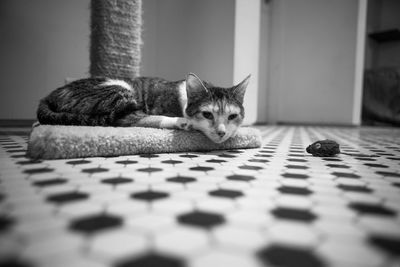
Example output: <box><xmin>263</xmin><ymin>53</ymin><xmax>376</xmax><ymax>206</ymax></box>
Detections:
<box><xmin>306</xmin><ymin>139</ymin><xmax>340</xmax><ymax>157</ymax></box>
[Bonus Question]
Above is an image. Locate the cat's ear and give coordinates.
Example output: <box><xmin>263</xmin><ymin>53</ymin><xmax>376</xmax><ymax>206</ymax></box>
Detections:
<box><xmin>233</xmin><ymin>74</ymin><xmax>251</xmax><ymax>103</ymax></box>
<box><xmin>186</xmin><ymin>73</ymin><xmax>209</xmax><ymax>98</ymax></box>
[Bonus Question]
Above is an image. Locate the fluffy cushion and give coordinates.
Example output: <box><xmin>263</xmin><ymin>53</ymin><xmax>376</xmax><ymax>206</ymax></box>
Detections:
<box><xmin>27</xmin><ymin>124</ymin><xmax>262</xmax><ymax>159</ymax></box>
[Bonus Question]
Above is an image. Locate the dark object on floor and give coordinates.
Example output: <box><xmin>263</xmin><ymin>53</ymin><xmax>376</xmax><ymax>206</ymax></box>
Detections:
<box><xmin>306</xmin><ymin>140</ymin><xmax>340</xmax><ymax>157</ymax></box>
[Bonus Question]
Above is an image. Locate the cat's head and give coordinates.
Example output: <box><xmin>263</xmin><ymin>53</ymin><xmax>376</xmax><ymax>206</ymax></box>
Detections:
<box><xmin>185</xmin><ymin>73</ymin><xmax>250</xmax><ymax>143</ymax></box>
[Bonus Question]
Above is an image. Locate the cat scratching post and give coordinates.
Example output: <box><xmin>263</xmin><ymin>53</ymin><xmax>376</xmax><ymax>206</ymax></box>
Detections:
<box><xmin>90</xmin><ymin>0</ymin><xmax>142</xmax><ymax>79</ymax></box>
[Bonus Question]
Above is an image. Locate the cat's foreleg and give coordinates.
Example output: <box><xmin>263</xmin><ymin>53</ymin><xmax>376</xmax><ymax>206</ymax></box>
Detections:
<box><xmin>116</xmin><ymin>113</ymin><xmax>192</xmax><ymax>130</ymax></box>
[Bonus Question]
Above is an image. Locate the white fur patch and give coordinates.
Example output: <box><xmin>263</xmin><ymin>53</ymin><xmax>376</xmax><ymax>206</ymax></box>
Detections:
<box><xmin>101</xmin><ymin>79</ymin><xmax>132</xmax><ymax>91</ymax></box>
<box><xmin>226</xmin><ymin>104</ymin><xmax>241</xmax><ymax>114</ymax></box>
<box><xmin>178</xmin><ymin>81</ymin><xmax>188</xmax><ymax>116</ymax></box>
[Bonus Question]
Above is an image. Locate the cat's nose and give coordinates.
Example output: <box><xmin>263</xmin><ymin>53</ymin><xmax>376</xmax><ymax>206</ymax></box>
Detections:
<box><xmin>217</xmin><ymin>130</ymin><xmax>226</xmax><ymax>138</ymax></box>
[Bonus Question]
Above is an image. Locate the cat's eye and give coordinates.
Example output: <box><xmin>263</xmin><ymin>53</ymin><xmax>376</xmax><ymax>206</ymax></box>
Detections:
<box><xmin>202</xmin><ymin>111</ymin><xmax>214</xmax><ymax>120</ymax></box>
<box><xmin>228</xmin><ymin>114</ymin><xmax>238</xmax><ymax>120</ymax></box>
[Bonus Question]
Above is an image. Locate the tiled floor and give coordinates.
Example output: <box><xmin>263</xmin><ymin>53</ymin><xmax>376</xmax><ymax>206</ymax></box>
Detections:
<box><xmin>0</xmin><ymin>125</ymin><xmax>400</xmax><ymax>267</ymax></box>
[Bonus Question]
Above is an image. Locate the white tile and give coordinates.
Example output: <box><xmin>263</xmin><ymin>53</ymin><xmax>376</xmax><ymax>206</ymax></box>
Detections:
<box><xmin>151</xmin><ymin>199</ymin><xmax>193</xmax><ymax>215</ymax></box>
<box><xmin>227</xmin><ymin>210</ymin><xmax>274</xmax><ymax>229</ymax></box>
<box><xmin>126</xmin><ymin>213</ymin><xmax>175</xmax><ymax>233</ymax></box>
<box><xmin>268</xmin><ymin>221</ymin><xmax>320</xmax><ymax>247</ymax></box>
<box><xmin>154</xmin><ymin>226</ymin><xmax>209</xmax><ymax>257</ymax></box>
<box><xmin>22</xmin><ymin>232</ymin><xmax>85</xmax><ymax>260</ymax></box>
<box><xmin>274</xmin><ymin>195</ymin><xmax>314</xmax><ymax>210</ymax></box>
<box><xmin>90</xmin><ymin>228</ymin><xmax>148</xmax><ymax>260</ymax></box>
<box><xmin>105</xmin><ymin>200</ymin><xmax>149</xmax><ymax>217</ymax></box>
<box><xmin>358</xmin><ymin>215</ymin><xmax>400</xmax><ymax>237</ymax></box>
<box><xmin>189</xmin><ymin>249</ymin><xmax>262</xmax><ymax>267</ymax></box>
<box><xmin>212</xmin><ymin>225</ymin><xmax>267</xmax><ymax>251</ymax></box>
<box><xmin>58</xmin><ymin>202</ymin><xmax>104</xmax><ymax>219</ymax></box>
<box><xmin>317</xmin><ymin>238</ymin><xmax>387</xmax><ymax>267</ymax></box>
<box><xmin>195</xmin><ymin>198</ymin><xmax>236</xmax><ymax>214</ymax></box>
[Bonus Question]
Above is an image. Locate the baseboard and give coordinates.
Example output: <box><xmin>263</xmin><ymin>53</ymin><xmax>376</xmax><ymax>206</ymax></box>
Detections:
<box><xmin>0</xmin><ymin>119</ymin><xmax>36</xmax><ymax>127</ymax></box>
<box><xmin>276</xmin><ymin>121</ymin><xmax>359</xmax><ymax>127</ymax></box>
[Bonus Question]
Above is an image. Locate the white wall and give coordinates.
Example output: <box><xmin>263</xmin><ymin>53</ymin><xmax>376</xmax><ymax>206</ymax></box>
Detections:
<box><xmin>267</xmin><ymin>0</ymin><xmax>366</xmax><ymax>125</ymax></box>
<box><xmin>141</xmin><ymin>0</ymin><xmax>235</xmax><ymax>86</ymax></box>
<box><xmin>257</xmin><ymin>1</ymin><xmax>271</xmax><ymax>124</ymax></box>
<box><xmin>234</xmin><ymin>0</ymin><xmax>261</xmax><ymax>125</ymax></box>
<box><xmin>0</xmin><ymin>0</ymin><xmax>90</xmax><ymax>120</ymax></box>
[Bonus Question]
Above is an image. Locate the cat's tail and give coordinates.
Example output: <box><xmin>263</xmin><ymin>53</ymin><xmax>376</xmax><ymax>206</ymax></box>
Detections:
<box><xmin>36</xmin><ymin>99</ymin><xmax>111</xmax><ymax>126</ymax></box>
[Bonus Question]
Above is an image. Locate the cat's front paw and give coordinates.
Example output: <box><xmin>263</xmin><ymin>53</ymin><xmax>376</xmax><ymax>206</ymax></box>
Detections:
<box><xmin>177</xmin><ymin>118</ymin><xmax>193</xmax><ymax>131</ymax></box>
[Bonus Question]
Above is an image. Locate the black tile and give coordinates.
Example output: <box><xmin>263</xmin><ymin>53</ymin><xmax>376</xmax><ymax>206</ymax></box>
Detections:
<box><xmin>259</xmin><ymin>150</ymin><xmax>275</xmax><ymax>153</ymax></box>
<box><xmin>47</xmin><ymin>191</ymin><xmax>89</xmax><ymax>204</ymax></box>
<box><xmin>322</xmin><ymin>158</ymin><xmax>342</xmax><ymax>162</ymax></box>
<box><xmin>167</xmin><ymin>176</ymin><xmax>197</xmax><ymax>184</ymax></box>
<box><xmin>23</xmin><ymin>167</ymin><xmax>54</xmax><ymax>175</ymax></box>
<box><xmin>337</xmin><ymin>184</ymin><xmax>373</xmax><ymax>193</ymax></box>
<box><xmin>254</xmin><ymin>154</ymin><xmax>272</xmax><ymax>158</ymax></box>
<box><xmin>115</xmin><ymin>253</ymin><xmax>184</xmax><ymax>267</ymax></box>
<box><xmin>281</xmin><ymin>173</ymin><xmax>309</xmax><ymax>179</ymax></box>
<box><xmin>189</xmin><ymin>166</ymin><xmax>214</xmax><ymax>172</ymax></box>
<box><xmin>285</xmin><ymin>165</ymin><xmax>309</xmax><ymax>170</ymax></box>
<box><xmin>331</xmin><ymin>172</ymin><xmax>360</xmax><ymax>179</ymax></box>
<box><xmin>81</xmin><ymin>167</ymin><xmax>109</xmax><ymax>174</ymax></box>
<box><xmin>161</xmin><ymin>160</ymin><xmax>183</xmax><ymax>165</ymax></box>
<box><xmin>0</xmin><ymin>259</ymin><xmax>34</xmax><ymax>267</ymax></box>
<box><xmin>257</xmin><ymin>245</ymin><xmax>325</xmax><ymax>267</ymax></box>
<box><xmin>33</xmin><ymin>178</ymin><xmax>67</xmax><ymax>187</ymax></box>
<box><xmin>226</xmin><ymin>174</ymin><xmax>255</xmax><ymax>181</ymax></box>
<box><xmin>349</xmin><ymin>203</ymin><xmax>395</xmax><ymax>216</ymax></box>
<box><xmin>272</xmin><ymin>207</ymin><xmax>317</xmax><ymax>222</ymax></box>
<box><xmin>206</xmin><ymin>159</ymin><xmax>227</xmax><ymax>163</ymax></box>
<box><xmin>7</xmin><ymin>149</ymin><xmax>27</xmax><ymax>153</ymax></box>
<box><xmin>326</xmin><ymin>164</ymin><xmax>350</xmax><ymax>169</ymax></box>
<box><xmin>377</xmin><ymin>153</ymin><xmax>394</xmax><ymax>156</ymax></box>
<box><xmin>239</xmin><ymin>165</ymin><xmax>263</xmax><ymax>171</ymax></box>
<box><xmin>209</xmin><ymin>189</ymin><xmax>244</xmax><ymax>199</ymax></box>
<box><xmin>375</xmin><ymin>171</ymin><xmax>400</xmax><ymax>178</ymax></box>
<box><xmin>66</xmin><ymin>159</ymin><xmax>91</xmax><ymax>165</ymax></box>
<box><xmin>139</xmin><ymin>154</ymin><xmax>159</xmax><ymax>158</ymax></box>
<box><xmin>179</xmin><ymin>154</ymin><xmax>198</xmax><ymax>158</ymax></box>
<box><xmin>115</xmin><ymin>160</ymin><xmax>138</xmax><ymax>165</ymax></box>
<box><xmin>102</xmin><ymin>177</ymin><xmax>133</xmax><ymax>185</ymax></box>
<box><xmin>278</xmin><ymin>186</ymin><xmax>312</xmax><ymax>195</ymax></box>
<box><xmin>364</xmin><ymin>163</ymin><xmax>388</xmax><ymax>168</ymax></box>
<box><xmin>2</xmin><ymin>145</ymin><xmax>20</xmax><ymax>149</ymax></box>
<box><xmin>369</xmin><ymin>235</ymin><xmax>400</xmax><ymax>256</ymax></box>
<box><xmin>16</xmin><ymin>159</ymin><xmax>42</xmax><ymax>165</ymax></box>
<box><xmin>0</xmin><ymin>216</ymin><xmax>15</xmax><ymax>232</ymax></box>
<box><xmin>355</xmin><ymin>157</ymin><xmax>376</xmax><ymax>161</ymax></box>
<box><xmin>137</xmin><ymin>167</ymin><xmax>163</xmax><ymax>173</ymax></box>
<box><xmin>287</xmin><ymin>158</ymin><xmax>307</xmax><ymax>162</ymax></box>
<box><xmin>370</xmin><ymin>149</ymin><xmax>385</xmax><ymax>152</ymax></box>
<box><xmin>131</xmin><ymin>191</ymin><xmax>169</xmax><ymax>201</ymax></box>
<box><xmin>69</xmin><ymin>213</ymin><xmax>122</xmax><ymax>234</ymax></box>
<box><xmin>217</xmin><ymin>154</ymin><xmax>236</xmax><ymax>158</ymax></box>
<box><xmin>249</xmin><ymin>159</ymin><xmax>269</xmax><ymax>163</ymax></box>
<box><xmin>177</xmin><ymin>211</ymin><xmax>225</xmax><ymax>229</ymax></box>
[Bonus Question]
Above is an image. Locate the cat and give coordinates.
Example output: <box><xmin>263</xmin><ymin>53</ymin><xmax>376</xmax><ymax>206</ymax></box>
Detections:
<box><xmin>37</xmin><ymin>73</ymin><xmax>250</xmax><ymax>143</ymax></box>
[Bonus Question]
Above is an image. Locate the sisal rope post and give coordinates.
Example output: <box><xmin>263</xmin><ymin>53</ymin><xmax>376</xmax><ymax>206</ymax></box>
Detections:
<box><xmin>90</xmin><ymin>0</ymin><xmax>142</xmax><ymax>80</ymax></box>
